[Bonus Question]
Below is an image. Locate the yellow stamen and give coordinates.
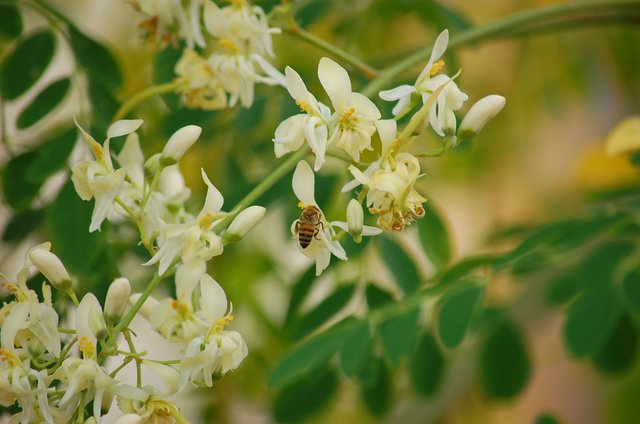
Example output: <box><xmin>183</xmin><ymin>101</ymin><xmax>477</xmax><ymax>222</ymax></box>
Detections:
<box><xmin>219</xmin><ymin>38</ymin><xmax>238</xmax><ymax>54</ymax></box>
<box><xmin>171</xmin><ymin>300</ymin><xmax>190</xmax><ymax>320</ymax></box>
<box><xmin>0</xmin><ymin>349</ymin><xmax>17</xmax><ymax>367</ymax></box>
<box><xmin>295</xmin><ymin>99</ymin><xmax>311</xmax><ymax>113</ymax></box>
<box><xmin>199</xmin><ymin>213</ymin><xmax>215</xmax><ymax>229</ymax></box>
<box><xmin>79</xmin><ymin>336</ymin><xmax>95</xmax><ymax>360</ymax></box>
<box><xmin>429</xmin><ymin>59</ymin><xmax>445</xmax><ymax>76</ymax></box>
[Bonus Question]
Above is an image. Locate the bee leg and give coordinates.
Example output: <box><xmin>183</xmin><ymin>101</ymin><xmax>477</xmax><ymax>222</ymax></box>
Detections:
<box><xmin>314</xmin><ymin>222</ymin><xmax>325</xmax><ymax>240</ymax></box>
<box><xmin>294</xmin><ymin>220</ymin><xmax>301</xmax><ymax>234</ymax></box>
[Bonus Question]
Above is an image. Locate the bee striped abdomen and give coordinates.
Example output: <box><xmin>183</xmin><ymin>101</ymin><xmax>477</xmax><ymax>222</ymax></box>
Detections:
<box><xmin>295</xmin><ymin>205</ymin><xmax>323</xmax><ymax>249</ymax></box>
<box><xmin>297</xmin><ymin>225</ymin><xmax>316</xmax><ymax>248</ymax></box>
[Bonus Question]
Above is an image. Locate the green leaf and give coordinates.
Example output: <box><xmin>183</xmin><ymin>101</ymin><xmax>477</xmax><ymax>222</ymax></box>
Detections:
<box><xmin>68</xmin><ymin>25</ymin><xmax>122</xmax><ymax>91</ymax></box>
<box><xmin>0</xmin><ymin>4</ymin><xmax>23</xmax><ymax>39</ymax></box>
<box><xmin>292</xmin><ymin>284</ymin><xmax>355</xmax><ymax>339</ymax></box>
<box><xmin>2</xmin><ymin>209</ymin><xmax>44</xmax><ymax>243</ymax></box>
<box><xmin>16</xmin><ymin>78</ymin><xmax>71</xmax><ymax>129</ymax></box>
<box><xmin>2</xmin><ymin>152</ymin><xmax>41</xmax><ymax>210</ymax></box>
<box><xmin>437</xmin><ymin>285</ymin><xmax>483</xmax><ymax>349</ymax></box>
<box><xmin>365</xmin><ymin>283</ymin><xmax>395</xmax><ymax>310</ymax></box>
<box><xmin>535</xmin><ymin>414</ymin><xmax>561</xmax><ymax>424</ymax></box>
<box><xmin>27</xmin><ymin>127</ymin><xmax>77</xmax><ymax>184</ymax></box>
<box><xmin>623</xmin><ymin>270</ymin><xmax>640</xmax><ymax>315</ymax></box>
<box><xmin>46</xmin><ymin>180</ymin><xmax>106</xmax><ymax>277</ymax></box>
<box><xmin>272</xmin><ymin>366</ymin><xmax>337</xmax><ymax>423</ymax></box>
<box><xmin>440</xmin><ymin>255</ymin><xmax>496</xmax><ymax>285</ymax></box>
<box><xmin>379</xmin><ymin>236</ymin><xmax>420</xmax><ymax>294</ymax></box>
<box><xmin>361</xmin><ymin>358</ymin><xmax>392</xmax><ymax>416</ymax></box>
<box><xmin>0</xmin><ymin>30</ymin><xmax>56</xmax><ymax>101</ymax></box>
<box><xmin>414</xmin><ymin>0</ymin><xmax>471</xmax><ymax>32</ymax></box>
<box><xmin>545</xmin><ymin>273</ymin><xmax>581</xmax><ymax>305</ymax></box>
<box><xmin>591</xmin><ymin>313</ymin><xmax>638</xmax><ymax>375</ymax></box>
<box><xmin>296</xmin><ymin>0</ymin><xmax>332</xmax><ymax>27</ymax></box>
<box><xmin>378</xmin><ymin>306</ymin><xmax>420</xmax><ymax>366</ymax></box>
<box><xmin>409</xmin><ymin>332</ymin><xmax>445</xmax><ymax>397</ymax></box>
<box><xmin>268</xmin><ymin>318</ymin><xmax>359</xmax><ymax>388</ymax></box>
<box><xmin>339</xmin><ymin>320</ymin><xmax>372</xmax><ymax>377</ymax></box>
<box><xmin>479</xmin><ymin>320</ymin><xmax>530</xmax><ymax>399</ymax></box>
<box><xmin>577</xmin><ymin>241</ymin><xmax>635</xmax><ymax>290</ymax></box>
<box><xmin>564</xmin><ymin>284</ymin><xmax>622</xmax><ymax>358</ymax></box>
<box><xmin>418</xmin><ymin>202</ymin><xmax>452</xmax><ymax>271</ymax></box>
<box><xmin>88</xmin><ymin>79</ymin><xmax>119</xmax><ymax>136</ymax></box>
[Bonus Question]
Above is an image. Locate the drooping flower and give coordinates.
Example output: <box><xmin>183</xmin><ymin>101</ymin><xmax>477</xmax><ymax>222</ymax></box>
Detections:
<box><xmin>133</xmin><ymin>0</ymin><xmax>205</xmax><ymax>48</ymax></box>
<box><xmin>291</xmin><ymin>161</ymin><xmax>347</xmax><ymax>275</ymax></box>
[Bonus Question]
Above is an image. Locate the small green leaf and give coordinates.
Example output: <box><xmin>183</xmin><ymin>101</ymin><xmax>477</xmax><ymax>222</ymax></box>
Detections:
<box><xmin>27</xmin><ymin>127</ymin><xmax>77</xmax><ymax>184</ymax></box>
<box><xmin>2</xmin><ymin>209</ymin><xmax>44</xmax><ymax>243</ymax></box>
<box><xmin>269</xmin><ymin>318</ymin><xmax>359</xmax><ymax>388</ymax></box>
<box><xmin>535</xmin><ymin>413</ymin><xmax>561</xmax><ymax>424</ymax></box>
<box><xmin>591</xmin><ymin>313</ymin><xmax>638</xmax><ymax>375</ymax></box>
<box><xmin>418</xmin><ymin>202</ymin><xmax>452</xmax><ymax>271</ymax></box>
<box><xmin>479</xmin><ymin>320</ymin><xmax>530</xmax><ymax>399</ymax></box>
<box><xmin>272</xmin><ymin>366</ymin><xmax>337</xmax><ymax>423</ymax></box>
<box><xmin>292</xmin><ymin>284</ymin><xmax>355</xmax><ymax>339</ymax></box>
<box><xmin>378</xmin><ymin>306</ymin><xmax>420</xmax><ymax>366</ymax></box>
<box><xmin>379</xmin><ymin>236</ymin><xmax>420</xmax><ymax>294</ymax></box>
<box><xmin>545</xmin><ymin>273</ymin><xmax>581</xmax><ymax>305</ymax></box>
<box><xmin>441</xmin><ymin>255</ymin><xmax>496</xmax><ymax>285</ymax></box>
<box><xmin>2</xmin><ymin>152</ymin><xmax>41</xmax><ymax>210</ymax></box>
<box><xmin>622</xmin><ymin>270</ymin><xmax>640</xmax><ymax>316</ymax></box>
<box><xmin>16</xmin><ymin>78</ymin><xmax>71</xmax><ymax>129</ymax></box>
<box><xmin>577</xmin><ymin>241</ymin><xmax>635</xmax><ymax>290</ymax></box>
<box><xmin>339</xmin><ymin>320</ymin><xmax>372</xmax><ymax>377</ymax></box>
<box><xmin>46</xmin><ymin>180</ymin><xmax>106</xmax><ymax>277</ymax></box>
<box><xmin>0</xmin><ymin>4</ymin><xmax>23</xmax><ymax>39</ymax></box>
<box><xmin>69</xmin><ymin>25</ymin><xmax>122</xmax><ymax>90</ymax></box>
<box><xmin>409</xmin><ymin>332</ymin><xmax>445</xmax><ymax>397</ymax></box>
<box><xmin>564</xmin><ymin>284</ymin><xmax>622</xmax><ymax>358</ymax></box>
<box><xmin>0</xmin><ymin>30</ymin><xmax>56</xmax><ymax>100</ymax></box>
<box><xmin>437</xmin><ymin>285</ymin><xmax>483</xmax><ymax>349</ymax></box>
<box><xmin>361</xmin><ymin>358</ymin><xmax>392</xmax><ymax>416</ymax></box>
<box><xmin>365</xmin><ymin>284</ymin><xmax>395</xmax><ymax>310</ymax></box>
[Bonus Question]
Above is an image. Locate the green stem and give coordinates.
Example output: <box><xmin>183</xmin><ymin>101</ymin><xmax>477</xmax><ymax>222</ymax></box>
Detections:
<box><xmin>362</xmin><ymin>0</ymin><xmax>640</xmax><ymax>97</ymax></box>
<box><xmin>214</xmin><ymin>147</ymin><xmax>310</xmax><ymax>232</ymax></box>
<box><xmin>283</xmin><ymin>25</ymin><xmax>379</xmax><ymax>79</ymax></box>
<box><xmin>123</xmin><ymin>329</ymin><xmax>143</xmax><ymax>387</ymax></box>
<box><xmin>113</xmin><ymin>272</ymin><xmax>164</xmax><ymax>334</ymax></box>
<box><xmin>113</xmin><ymin>81</ymin><xmax>186</xmax><ymax>121</ymax></box>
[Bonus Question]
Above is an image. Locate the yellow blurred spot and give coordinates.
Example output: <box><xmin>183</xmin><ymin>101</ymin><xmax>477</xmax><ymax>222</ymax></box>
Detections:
<box><xmin>605</xmin><ymin>116</ymin><xmax>640</xmax><ymax>156</ymax></box>
<box><xmin>573</xmin><ymin>144</ymin><xmax>640</xmax><ymax>191</ymax></box>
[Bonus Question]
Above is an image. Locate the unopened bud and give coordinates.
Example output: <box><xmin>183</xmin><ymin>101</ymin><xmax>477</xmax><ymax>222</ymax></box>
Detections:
<box><xmin>347</xmin><ymin>199</ymin><xmax>364</xmax><ymax>243</ymax></box>
<box><xmin>223</xmin><ymin>206</ymin><xmax>266</xmax><ymax>243</ymax></box>
<box><xmin>129</xmin><ymin>293</ymin><xmax>159</xmax><ymax>320</ymax></box>
<box><xmin>444</xmin><ymin>109</ymin><xmax>457</xmax><ymax>137</ymax></box>
<box><xmin>104</xmin><ymin>278</ymin><xmax>131</xmax><ymax>324</ymax></box>
<box><xmin>144</xmin><ymin>153</ymin><xmax>161</xmax><ymax>177</ymax></box>
<box><xmin>28</xmin><ymin>248</ymin><xmax>72</xmax><ymax>290</ymax></box>
<box><xmin>458</xmin><ymin>95</ymin><xmax>506</xmax><ymax>140</ymax></box>
<box><xmin>160</xmin><ymin>125</ymin><xmax>202</xmax><ymax>166</ymax></box>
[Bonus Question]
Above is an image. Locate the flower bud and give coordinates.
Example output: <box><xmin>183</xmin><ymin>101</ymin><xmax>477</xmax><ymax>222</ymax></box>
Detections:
<box><xmin>457</xmin><ymin>95</ymin><xmax>506</xmax><ymax>140</ymax></box>
<box><xmin>28</xmin><ymin>248</ymin><xmax>72</xmax><ymax>290</ymax></box>
<box><xmin>347</xmin><ymin>199</ymin><xmax>364</xmax><ymax>243</ymax></box>
<box><xmin>223</xmin><ymin>206</ymin><xmax>266</xmax><ymax>243</ymax></box>
<box><xmin>89</xmin><ymin>306</ymin><xmax>108</xmax><ymax>341</ymax></box>
<box><xmin>104</xmin><ymin>278</ymin><xmax>131</xmax><ymax>324</ymax></box>
<box><xmin>144</xmin><ymin>153</ymin><xmax>161</xmax><ymax>177</ymax></box>
<box><xmin>444</xmin><ymin>109</ymin><xmax>457</xmax><ymax>137</ymax></box>
<box><xmin>160</xmin><ymin>125</ymin><xmax>202</xmax><ymax>166</ymax></box>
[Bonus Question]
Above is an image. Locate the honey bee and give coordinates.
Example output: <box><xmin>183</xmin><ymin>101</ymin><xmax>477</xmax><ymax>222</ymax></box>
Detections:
<box><xmin>294</xmin><ymin>205</ymin><xmax>324</xmax><ymax>249</ymax></box>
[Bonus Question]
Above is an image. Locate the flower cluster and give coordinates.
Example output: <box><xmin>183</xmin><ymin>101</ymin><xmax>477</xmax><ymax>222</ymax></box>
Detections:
<box><xmin>132</xmin><ymin>0</ymin><xmax>284</xmax><ymax>110</ymax></box>
<box><xmin>0</xmin><ymin>119</ymin><xmax>263</xmax><ymax>422</ymax></box>
<box><xmin>274</xmin><ymin>30</ymin><xmax>504</xmax><ymax>271</ymax></box>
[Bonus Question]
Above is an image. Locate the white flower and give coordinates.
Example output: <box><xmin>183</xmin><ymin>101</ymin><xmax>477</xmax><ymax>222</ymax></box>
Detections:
<box><xmin>330</xmin><ymin>199</ymin><xmax>382</xmax><ymax>243</ymax></box>
<box><xmin>273</xmin><ymin>66</ymin><xmax>332</xmax><ymax>171</ymax></box>
<box><xmin>175</xmin><ymin>49</ymin><xmax>228</xmax><ymax>110</ymax></box>
<box><xmin>319</xmin><ymin>58</ymin><xmax>381</xmax><ymax>161</ymax></box>
<box><xmin>343</xmin><ymin>120</ymin><xmax>427</xmax><ymax>231</ymax></box>
<box><xmin>28</xmin><ymin>247</ymin><xmax>71</xmax><ymax>291</ymax></box>
<box><xmin>292</xmin><ymin>161</ymin><xmax>347</xmax><ymax>275</ymax></box>
<box><xmin>144</xmin><ymin>169</ymin><xmax>225</xmax><ymax>301</ymax></box>
<box><xmin>135</xmin><ymin>0</ymin><xmax>205</xmax><ymax>48</ymax></box>
<box><xmin>104</xmin><ymin>278</ymin><xmax>131</xmax><ymax>324</ymax></box>
<box><xmin>458</xmin><ymin>94</ymin><xmax>506</xmax><ymax>139</ymax></box>
<box><xmin>72</xmin><ymin>119</ymin><xmax>143</xmax><ymax>232</ymax></box>
<box><xmin>379</xmin><ymin>29</ymin><xmax>468</xmax><ymax>136</ymax></box>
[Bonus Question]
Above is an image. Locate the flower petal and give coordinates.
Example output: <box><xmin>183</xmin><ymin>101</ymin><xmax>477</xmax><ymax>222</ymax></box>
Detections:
<box><xmin>198</xmin><ymin>168</ymin><xmax>224</xmax><ymax>218</ymax></box>
<box><xmin>417</xmin><ymin>29</ymin><xmax>449</xmax><ymax>83</ymax></box>
<box><xmin>107</xmin><ymin>119</ymin><xmax>143</xmax><ymax>140</ymax></box>
<box><xmin>376</xmin><ymin>119</ymin><xmax>397</xmax><ymax>156</ymax></box>
<box><xmin>318</xmin><ymin>57</ymin><xmax>351</xmax><ymax>112</ymax></box>
<box><xmin>199</xmin><ymin>274</ymin><xmax>228</xmax><ymax>323</ymax></box>
<box><xmin>117</xmin><ymin>133</ymin><xmax>144</xmax><ymax>188</ymax></box>
<box><xmin>379</xmin><ymin>84</ymin><xmax>415</xmax><ymax>101</ymax></box>
<box><xmin>292</xmin><ymin>160</ymin><xmax>316</xmax><ymax>205</ymax></box>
